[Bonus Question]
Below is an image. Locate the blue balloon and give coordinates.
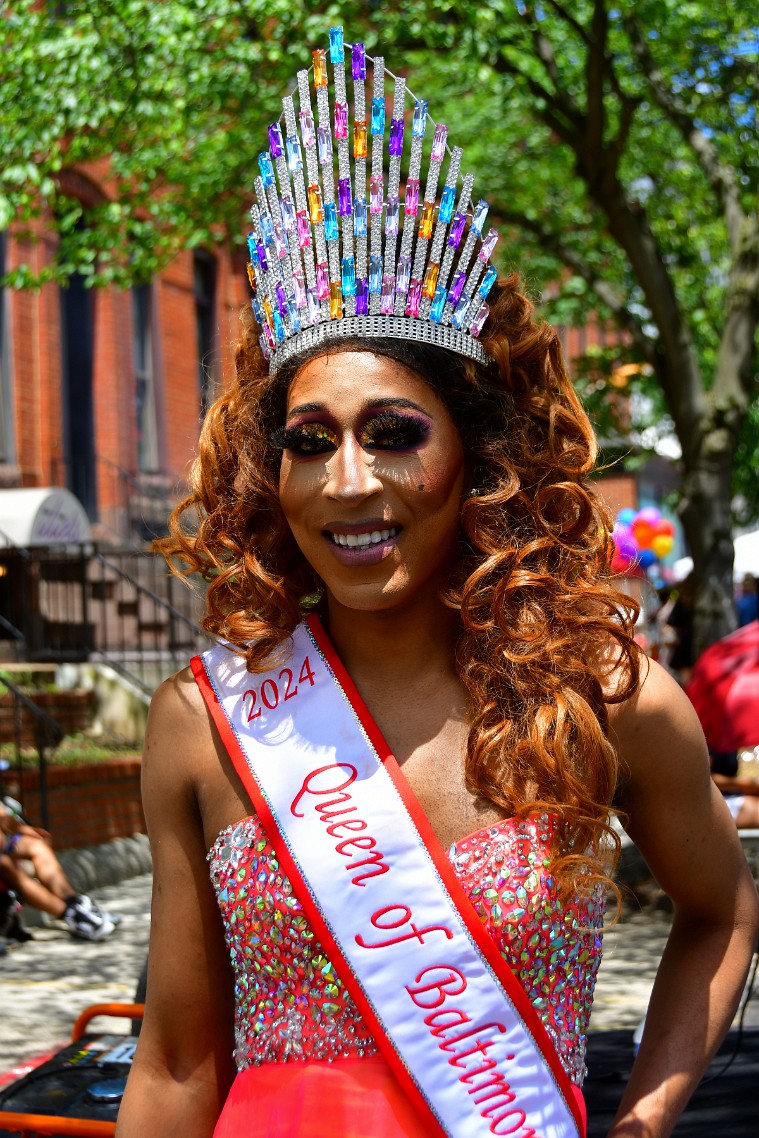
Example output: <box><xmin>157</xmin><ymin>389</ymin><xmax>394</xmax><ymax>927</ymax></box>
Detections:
<box><xmin>638</xmin><ymin>548</ymin><xmax>657</xmax><ymax>568</ymax></box>
<box><xmin>617</xmin><ymin>507</ymin><xmax>637</xmax><ymax>527</ymax></box>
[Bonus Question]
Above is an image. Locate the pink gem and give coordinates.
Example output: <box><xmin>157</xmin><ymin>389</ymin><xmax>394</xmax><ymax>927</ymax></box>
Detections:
<box><xmin>369</xmin><ymin>174</ymin><xmax>383</xmax><ymax>214</ymax></box>
<box><xmin>380</xmin><ymin>275</ymin><xmax>395</xmax><ymax>315</ymax></box>
<box><xmin>470</xmin><ymin>299</ymin><xmax>490</xmax><ymax>338</ymax></box>
<box><xmin>334</xmin><ymin>100</ymin><xmax>348</xmax><ymax>140</ymax></box>
<box><xmin>478</xmin><ymin>228</ymin><xmax>499</xmax><ymax>262</ymax></box>
<box><xmin>299</xmin><ymin>110</ymin><xmax>315</xmax><ymax>148</ymax></box>
<box><xmin>405</xmin><ymin>278</ymin><xmax>422</xmax><ymax>318</ymax></box>
<box><xmin>404</xmin><ymin>178</ymin><xmax>419</xmax><ymax>217</ymax></box>
<box><xmin>296</xmin><ymin>211</ymin><xmax>311</xmax><ymax>249</ymax></box>
<box><xmin>316</xmin><ymin>261</ymin><xmax>330</xmax><ymax>301</ymax></box>
<box><xmin>431</xmin><ymin>123</ymin><xmax>448</xmax><ymax>162</ymax></box>
<box><xmin>292</xmin><ymin>269</ymin><xmax>306</xmax><ymax>309</ymax></box>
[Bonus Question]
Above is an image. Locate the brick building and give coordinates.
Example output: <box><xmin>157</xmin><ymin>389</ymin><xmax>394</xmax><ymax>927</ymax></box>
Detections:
<box><xmin>0</xmin><ymin>167</ymin><xmax>249</xmax><ymax>545</ymax></box>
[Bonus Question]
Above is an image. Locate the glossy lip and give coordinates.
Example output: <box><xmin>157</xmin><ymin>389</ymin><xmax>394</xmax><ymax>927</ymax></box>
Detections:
<box><xmin>322</xmin><ymin>519</ymin><xmax>401</xmax><ymax>567</ymax></box>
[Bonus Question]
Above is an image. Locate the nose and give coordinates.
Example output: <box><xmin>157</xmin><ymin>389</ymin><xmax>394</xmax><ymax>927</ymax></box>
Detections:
<box><xmin>324</xmin><ymin>436</ymin><xmax>383</xmax><ymax>504</ymax></box>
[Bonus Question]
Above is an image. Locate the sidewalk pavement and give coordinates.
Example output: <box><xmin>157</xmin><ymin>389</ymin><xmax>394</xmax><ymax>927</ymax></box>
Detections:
<box><xmin>1</xmin><ymin>874</ymin><xmax>757</xmax><ymax>1133</ymax></box>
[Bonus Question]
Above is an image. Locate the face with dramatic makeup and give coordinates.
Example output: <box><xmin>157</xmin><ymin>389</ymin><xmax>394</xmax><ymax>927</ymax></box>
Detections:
<box><xmin>276</xmin><ymin>350</ymin><xmax>466</xmax><ymax>614</ymax></box>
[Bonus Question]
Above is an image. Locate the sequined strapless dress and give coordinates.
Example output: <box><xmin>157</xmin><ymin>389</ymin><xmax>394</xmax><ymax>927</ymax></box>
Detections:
<box><xmin>208</xmin><ymin>811</ymin><xmax>604</xmax><ymax>1137</ymax></box>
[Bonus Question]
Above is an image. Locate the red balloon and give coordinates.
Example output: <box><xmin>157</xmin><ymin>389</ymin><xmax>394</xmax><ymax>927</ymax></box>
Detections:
<box><xmin>632</xmin><ymin>519</ymin><xmax>655</xmax><ymax>549</ymax></box>
<box><xmin>654</xmin><ymin>518</ymin><xmax>675</xmax><ymax>537</ymax></box>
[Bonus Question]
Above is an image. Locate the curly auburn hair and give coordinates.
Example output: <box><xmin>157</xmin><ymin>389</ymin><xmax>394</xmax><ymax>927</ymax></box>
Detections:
<box><xmin>159</xmin><ymin>272</ymin><xmax>640</xmax><ymax>892</ymax></box>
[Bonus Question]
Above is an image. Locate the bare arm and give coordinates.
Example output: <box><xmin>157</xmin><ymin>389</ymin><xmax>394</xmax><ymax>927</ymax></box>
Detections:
<box><xmin>607</xmin><ymin>659</ymin><xmax>759</xmax><ymax>1138</ymax></box>
<box><xmin>116</xmin><ymin>672</ymin><xmax>237</xmax><ymax>1137</ymax></box>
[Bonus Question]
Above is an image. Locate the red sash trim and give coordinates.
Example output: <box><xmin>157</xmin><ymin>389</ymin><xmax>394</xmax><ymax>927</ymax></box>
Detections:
<box><xmin>306</xmin><ymin>614</ymin><xmax>586</xmax><ymax>1135</ymax></box>
<box><xmin>191</xmin><ymin>652</ymin><xmax>447</xmax><ymax>1136</ymax></box>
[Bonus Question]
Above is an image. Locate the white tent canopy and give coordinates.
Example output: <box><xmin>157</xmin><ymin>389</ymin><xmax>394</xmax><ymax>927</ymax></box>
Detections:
<box><xmin>0</xmin><ymin>487</ymin><xmax>91</xmax><ymax>547</ymax></box>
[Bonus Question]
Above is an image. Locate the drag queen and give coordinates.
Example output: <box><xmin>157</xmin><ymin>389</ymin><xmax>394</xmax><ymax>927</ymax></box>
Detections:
<box><xmin>117</xmin><ymin>28</ymin><xmax>758</xmax><ymax>1138</ymax></box>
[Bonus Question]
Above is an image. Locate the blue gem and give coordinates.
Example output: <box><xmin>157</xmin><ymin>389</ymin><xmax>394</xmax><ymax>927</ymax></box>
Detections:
<box><xmin>430</xmin><ymin>286</ymin><xmax>447</xmax><ymax>323</ymax></box>
<box><xmin>251</xmin><ymin>295</ymin><xmax>264</xmax><ymax>323</ymax></box>
<box><xmin>478</xmin><ymin>265</ymin><xmax>498</xmax><ymax>298</ymax></box>
<box><xmin>324</xmin><ymin>202</ymin><xmax>339</xmax><ymax>242</ymax></box>
<box><xmin>286</xmin><ymin>135</ymin><xmax>302</xmax><ymax>173</ymax></box>
<box><xmin>259</xmin><ymin>215</ymin><xmax>274</xmax><ymax>246</ymax></box>
<box><xmin>287</xmin><ymin>299</ymin><xmax>301</xmax><ymax>334</ymax></box>
<box><xmin>472</xmin><ymin>199</ymin><xmax>489</xmax><ymax>237</ymax></box>
<box><xmin>329</xmin><ymin>26</ymin><xmax>344</xmax><ymax>64</ymax></box>
<box><xmin>371</xmin><ymin>97</ymin><xmax>385</xmax><ymax>136</ymax></box>
<box><xmin>258</xmin><ymin>153</ymin><xmax>275</xmax><ymax>187</ymax></box>
<box><xmin>247</xmin><ymin>232</ymin><xmax>258</xmax><ymax>263</ymax></box>
<box><xmin>439</xmin><ymin>185</ymin><xmax>455</xmax><ymax>225</ymax></box>
<box><xmin>271</xmin><ymin>309</ymin><xmax>285</xmax><ymax>342</ymax></box>
<box><xmin>452</xmin><ymin>292</ymin><xmax>471</xmax><ymax>330</ymax></box>
<box><xmin>369</xmin><ymin>255</ymin><xmax>382</xmax><ymax>293</ymax></box>
<box><xmin>354</xmin><ymin>197</ymin><xmax>367</xmax><ymax>236</ymax></box>
<box><xmin>341</xmin><ymin>257</ymin><xmax>357</xmax><ymax>297</ymax></box>
<box><xmin>412</xmin><ymin>100</ymin><xmax>428</xmax><ymax>139</ymax></box>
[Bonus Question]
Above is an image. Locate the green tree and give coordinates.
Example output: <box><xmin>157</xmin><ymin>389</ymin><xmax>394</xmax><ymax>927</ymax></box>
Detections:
<box><xmin>2</xmin><ymin>0</ymin><xmax>757</xmax><ymax>650</ymax></box>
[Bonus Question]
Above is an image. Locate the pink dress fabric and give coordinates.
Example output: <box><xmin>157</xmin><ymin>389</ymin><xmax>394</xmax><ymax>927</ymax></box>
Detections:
<box><xmin>208</xmin><ymin>812</ymin><xmax>603</xmax><ymax>1135</ymax></box>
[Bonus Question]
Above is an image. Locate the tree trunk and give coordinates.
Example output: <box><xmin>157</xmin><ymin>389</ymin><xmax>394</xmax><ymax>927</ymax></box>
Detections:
<box><xmin>678</xmin><ymin>441</ymin><xmax>737</xmax><ymax>660</ymax></box>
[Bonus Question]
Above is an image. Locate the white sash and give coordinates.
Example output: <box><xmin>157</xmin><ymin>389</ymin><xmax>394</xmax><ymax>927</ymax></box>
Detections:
<box><xmin>194</xmin><ymin>616</ymin><xmax>584</xmax><ymax>1138</ymax></box>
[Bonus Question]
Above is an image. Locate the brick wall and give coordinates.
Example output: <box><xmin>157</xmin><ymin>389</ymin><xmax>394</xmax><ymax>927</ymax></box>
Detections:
<box><xmin>6</xmin><ymin>758</ymin><xmax>145</xmax><ymax>850</ymax></box>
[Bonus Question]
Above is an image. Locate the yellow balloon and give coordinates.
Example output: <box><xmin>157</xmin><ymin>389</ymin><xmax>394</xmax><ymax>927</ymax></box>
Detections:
<box><xmin>651</xmin><ymin>534</ymin><xmax>674</xmax><ymax>558</ymax></box>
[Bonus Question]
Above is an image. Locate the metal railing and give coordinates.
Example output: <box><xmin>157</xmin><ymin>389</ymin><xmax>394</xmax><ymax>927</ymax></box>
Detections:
<box><xmin>0</xmin><ymin>544</ymin><xmax>212</xmax><ymax>697</ymax></box>
<box><xmin>0</xmin><ymin>673</ymin><xmax>64</xmax><ymax>830</ymax></box>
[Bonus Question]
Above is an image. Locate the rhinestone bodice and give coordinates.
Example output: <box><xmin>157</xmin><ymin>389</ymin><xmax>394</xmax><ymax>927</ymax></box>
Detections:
<box><xmin>208</xmin><ymin>812</ymin><xmax>604</xmax><ymax>1086</ymax></box>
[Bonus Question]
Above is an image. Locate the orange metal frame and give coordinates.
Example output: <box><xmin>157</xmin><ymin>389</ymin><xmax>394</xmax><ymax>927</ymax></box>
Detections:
<box><xmin>0</xmin><ymin>1003</ymin><xmax>144</xmax><ymax>1138</ymax></box>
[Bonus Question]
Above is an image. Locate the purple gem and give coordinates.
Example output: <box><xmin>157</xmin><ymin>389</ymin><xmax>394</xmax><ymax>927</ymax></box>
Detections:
<box><xmin>317</xmin><ymin>125</ymin><xmax>332</xmax><ymax>163</ymax></box>
<box><xmin>478</xmin><ymin>227</ymin><xmax>499</xmax><ymax>262</ymax></box>
<box><xmin>337</xmin><ymin>177</ymin><xmax>352</xmax><ymax>217</ymax></box>
<box><xmin>316</xmin><ymin>261</ymin><xmax>330</xmax><ymax>301</ymax></box>
<box><xmin>275</xmin><ymin>283</ymin><xmax>288</xmax><ymax>318</ymax></box>
<box><xmin>299</xmin><ymin>110</ymin><xmax>315</xmax><ymax>149</ymax></box>
<box><xmin>405</xmin><ymin>278</ymin><xmax>423</xmax><ymax>318</ymax></box>
<box><xmin>396</xmin><ymin>255</ymin><xmax>411</xmax><ymax>295</ymax></box>
<box><xmin>334</xmin><ymin>100</ymin><xmax>348</xmax><ymax>140</ymax></box>
<box><xmin>259</xmin><ymin>332</ymin><xmax>271</xmax><ymax>361</ymax></box>
<box><xmin>355</xmin><ymin>278</ymin><xmax>369</xmax><ymax>315</ymax></box>
<box><xmin>385</xmin><ymin>195</ymin><xmax>399</xmax><ymax>236</ymax></box>
<box><xmin>306</xmin><ymin>289</ymin><xmax>320</xmax><ymax>325</ymax></box>
<box><xmin>292</xmin><ymin>269</ymin><xmax>306</xmax><ymax>309</ymax></box>
<box><xmin>448</xmin><ymin>211</ymin><xmax>467</xmax><ymax>249</ymax></box>
<box><xmin>448</xmin><ymin>269</ymin><xmax>467</xmax><ymax>307</ymax></box>
<box><xmin>268</xmin><ymin>123</ymin><xmax>283</xmax><ymax>158</ymax></box>
<box><xmin>296</xmin><ymin>211</ymin><xmax>311</xmax><ymax>249</ymax></box>
<box><xmin>273</xmin><ymin>222</ymin><xmax>288</xmax><ymax>260</ymax></box>
<box><xmin>431</xmin><ymin>123</ymin><xmax>448</xmax><ymax>162</ymax></box>
<box><xmin>280</xmin><ymin>194</ymin><xmax>296</xmax><ymax>232</ymax></box>
<box><xmin>256</xmin><ymin>241</ymin><xmax>268</xmax><ymax>272</ymax></box>
<box><xmin>389</xmin><ymin>117</ymin><xmax>404</xmax><ymax>157</ymax></box>
<box><xmin>263</xmin><ymin>323</ymin><xmax>275</xmax><ymax>351</ymax></box>
<box><xmin>352</xmin><ymin>42</ymin><xmax>366</xmax><ymax>80</ymax></box>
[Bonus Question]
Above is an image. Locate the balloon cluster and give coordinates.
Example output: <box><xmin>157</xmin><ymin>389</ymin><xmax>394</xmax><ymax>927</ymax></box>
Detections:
<box><xmin>611</xmin><ymin>507</ymin><xmax>675</xmax><ymax>574</ymax></box>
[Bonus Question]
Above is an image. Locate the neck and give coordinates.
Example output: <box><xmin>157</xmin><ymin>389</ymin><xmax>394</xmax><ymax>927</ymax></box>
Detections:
<box><xmin>322</xmin><ymin>595</ymin><xmax>460</xmax><ymax>689</ymax></box>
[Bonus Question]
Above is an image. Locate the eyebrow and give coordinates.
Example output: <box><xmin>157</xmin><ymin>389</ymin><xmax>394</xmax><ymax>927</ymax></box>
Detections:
<box><xmin>286</xmin><ymin>397</ymin><xmax>431</xmax><ymax>420</ymax></box>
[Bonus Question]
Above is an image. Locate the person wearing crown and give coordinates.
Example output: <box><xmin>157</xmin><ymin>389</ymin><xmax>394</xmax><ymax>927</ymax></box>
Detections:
<box><xmin>117</xmin><ymin>27</ymin><xmax>759</xmax><ymax>1138</ymax></box>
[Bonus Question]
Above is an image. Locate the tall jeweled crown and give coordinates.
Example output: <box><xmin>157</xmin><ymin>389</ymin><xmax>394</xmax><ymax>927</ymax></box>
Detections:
<box><xmin>247</xmin><ymin>26</ymin><xmax>498</xmax><ymax>373</ymax></box>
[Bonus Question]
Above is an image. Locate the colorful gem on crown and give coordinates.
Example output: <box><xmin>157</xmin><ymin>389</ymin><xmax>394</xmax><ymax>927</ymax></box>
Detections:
<box><xmin>246</xmin><ymin>26</ymin><xmax>498</xmax><ymax>371</ymax></box>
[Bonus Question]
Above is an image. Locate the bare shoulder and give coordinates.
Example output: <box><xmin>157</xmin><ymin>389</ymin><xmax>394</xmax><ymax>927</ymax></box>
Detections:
<box><xmin>141</xmin><ymin>664</ymin><xmax>218</xmax><ymax>802</ymax></box>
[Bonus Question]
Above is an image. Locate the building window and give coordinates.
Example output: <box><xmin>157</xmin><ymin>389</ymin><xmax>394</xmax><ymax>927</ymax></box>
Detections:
<box><xmin>194</xmin><ymin>250</ymin><xmax>217</xmax><ymax>417</ymax></box>
<box><xmin>0</xmin><ymin>232</ymin><xmax>12</xmax><ymax>465</ymax></box>
<box><xmin>132</xmin><ymin>283</ymin><xmax>160</xmax><ymax>473</ymax></box>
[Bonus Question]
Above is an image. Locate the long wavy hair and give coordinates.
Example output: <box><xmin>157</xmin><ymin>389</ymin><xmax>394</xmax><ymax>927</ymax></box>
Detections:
<box><xmin>159</xmin><ymin>273</ymin><xmax>640</xmax><ymax>894</ymax></box>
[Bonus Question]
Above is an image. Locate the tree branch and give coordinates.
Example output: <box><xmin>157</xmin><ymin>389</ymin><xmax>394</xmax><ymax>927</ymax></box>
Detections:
<box><xmin>623</xmin><ymin>14</ymin><xmax>745</xmax><ymax>250</ymax></box>
<box><xmin>584</xmin><ymin>0</ymin><xmax>608</xmax><ymax>162</ymax></box>
<box><xmin>494</xmin><ymin>205</ymin><xmax>655</xmax><ymax>361</ymax></box>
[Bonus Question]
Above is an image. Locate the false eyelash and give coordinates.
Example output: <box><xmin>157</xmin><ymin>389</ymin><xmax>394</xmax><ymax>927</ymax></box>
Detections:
<box><xmin>362</xmin><ymin>411</ymin><xmax>431</xmax><ymax>446</ymax></box>
<box><xmin>269</xmin><ymin>426</ymin><xmax>289</xmax><ymax>449</ymax></box>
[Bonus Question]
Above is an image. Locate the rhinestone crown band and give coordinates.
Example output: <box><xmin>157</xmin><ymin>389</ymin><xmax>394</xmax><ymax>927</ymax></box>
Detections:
<box><xmin>246</xmin><ymin>26</ymin><xmax>499</xmax><ymax>374</ymax></box>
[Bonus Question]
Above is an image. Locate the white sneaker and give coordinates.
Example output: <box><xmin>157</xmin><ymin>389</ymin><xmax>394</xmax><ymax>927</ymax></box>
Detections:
<box><xmin>63</xmin><ymin>897</ymin><xmax>116</xmax><ymax>942</ymax></box>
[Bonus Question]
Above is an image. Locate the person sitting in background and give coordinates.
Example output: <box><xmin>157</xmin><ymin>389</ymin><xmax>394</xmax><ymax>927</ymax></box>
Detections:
<box><xmin>0</xmin><ymin>800</ymin><xmax>117</xmax><ymax>941</ymax></box>
<box><xmin>737</xmin><ymin>573</ymin><xmax>757</xmax><ymax>627</ymax></box>
<box><xmin>709</xmin><ymin>750</ymin><xmax>759</xmax><ymax>830</ymax></box>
